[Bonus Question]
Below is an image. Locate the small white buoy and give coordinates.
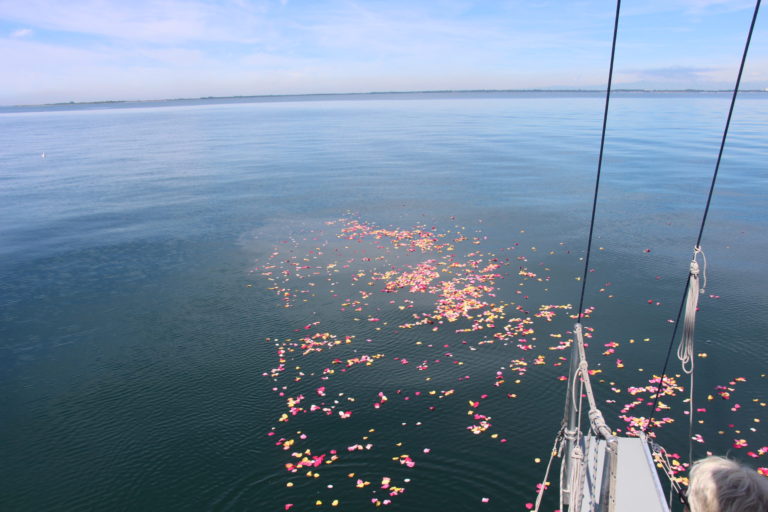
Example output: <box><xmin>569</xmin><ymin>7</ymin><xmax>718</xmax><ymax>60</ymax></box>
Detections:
<box><xmin>41</xmin><ymin>152</ymin><xmax>46</xmax><ymax>158</ymax></box>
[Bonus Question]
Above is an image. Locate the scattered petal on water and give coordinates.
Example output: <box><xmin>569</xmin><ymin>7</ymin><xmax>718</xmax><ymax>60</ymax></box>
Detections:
<box><xmin>256</xmin><ymin>216</ymin><xmax>761</xmax><ymax>509</ymax></box>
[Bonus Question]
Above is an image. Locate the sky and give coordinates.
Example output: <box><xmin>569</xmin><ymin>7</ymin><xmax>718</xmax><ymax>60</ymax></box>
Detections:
<box><xmin>1</xmin><ymin>0</ymin><xmax>766</xmax><ymax>105</ymax></box>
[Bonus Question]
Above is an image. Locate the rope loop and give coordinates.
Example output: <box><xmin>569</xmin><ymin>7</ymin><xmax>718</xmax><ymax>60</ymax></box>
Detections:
<box><xmin>692</xmin><ymin>245</ymin><xmax>707</xmax><ymax>292</ymax></box>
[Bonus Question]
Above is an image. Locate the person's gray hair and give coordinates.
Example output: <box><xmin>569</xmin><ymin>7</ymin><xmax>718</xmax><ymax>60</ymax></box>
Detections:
<box><xmin>687</xmin><ymin>456</ymin><xmax>768</xmax><ymax>512</ymax></box>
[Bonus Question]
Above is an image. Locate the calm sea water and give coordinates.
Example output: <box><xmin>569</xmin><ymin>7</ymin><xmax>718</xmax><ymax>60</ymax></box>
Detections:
<box><xmin>1</xmin><ymin>92</ymin><xmax>766</xmax><ymax>511</ymax></box>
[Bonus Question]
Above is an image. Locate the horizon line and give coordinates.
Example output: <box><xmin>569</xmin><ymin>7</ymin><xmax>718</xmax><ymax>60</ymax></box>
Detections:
<box><xmin>7</xmin><ymin>87</ymin><xmax>768</xmax><ymax>108</ymax></box>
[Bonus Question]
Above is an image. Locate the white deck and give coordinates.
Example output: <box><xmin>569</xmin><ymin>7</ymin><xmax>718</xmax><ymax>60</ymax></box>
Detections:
<box><xmin>614</xmin><ymin>437</ymin><xmax>668</xmax><ymax>512</ymax></box>
<box><xmin>579</xmin><ymin>436</ymin><xmax>669</xmax><ymax>512</ymax></box>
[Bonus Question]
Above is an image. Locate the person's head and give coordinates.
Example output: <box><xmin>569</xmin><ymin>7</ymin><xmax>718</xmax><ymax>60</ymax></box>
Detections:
<box><xmin>686</xmin><ymin>456</ymin><xmax>768</xmax><ymax>512</ymax></box>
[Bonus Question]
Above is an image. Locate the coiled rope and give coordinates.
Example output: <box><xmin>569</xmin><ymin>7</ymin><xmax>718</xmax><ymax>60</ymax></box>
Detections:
<box><xmin>677</xmin><ymin>247</ymin><xmax>707</xmax><ymax>375</ymax></box>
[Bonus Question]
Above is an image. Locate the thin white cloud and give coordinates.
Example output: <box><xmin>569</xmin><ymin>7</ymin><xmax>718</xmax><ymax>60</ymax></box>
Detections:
<box><xmin>625</xmin><ymin>65</ymin><xmax>717</xmax><ymax>80</ymax></box>
<box><xmin>678</xmin><ymin>0</ymin><xmax>754</xmax><ymax>12</ymax></box>
<box><xmin>0</xmin><ymin>0</ymin><xmax>270</xmax><ymax>44</ymax></box>
<box><xmin>10</xmin><ymin>28</ymin><xmax>33</xmax><ymax>38</ymax></box>
<box><xmin>620</xmin><ymin>0</ymin><xmax>755</xmax><ymax>17</ymax></box>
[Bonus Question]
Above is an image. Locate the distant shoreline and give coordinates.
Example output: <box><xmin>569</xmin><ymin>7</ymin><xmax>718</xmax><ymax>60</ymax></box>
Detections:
<box><xmin>5</xmin><ymin>88</ymin><xmax>768</xmax><ymax>110</ymax></box>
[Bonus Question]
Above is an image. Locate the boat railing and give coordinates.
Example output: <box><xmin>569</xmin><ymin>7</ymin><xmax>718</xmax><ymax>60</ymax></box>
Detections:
<box><xmin>561</xmin><ymin>322</ymin><xmax>619</xmax><ymax>512</ymax></box>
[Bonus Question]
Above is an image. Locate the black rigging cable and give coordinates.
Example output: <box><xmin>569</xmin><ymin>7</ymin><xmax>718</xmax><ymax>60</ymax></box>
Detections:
<box><xmin>644</xmin><ymin>0</ymin><xmax>762</xmax><ymax>438</ymax></box>
<box><xmin>575</xmin><ymin>0</ymin><xmax>621</xmax><ymax>319</ymax></box>
<box><xmin>695</xmin><ymin>0</ymin><xmax>762</xmax><ymax>248</ymax></box>
<box><xmin>540</xmin><ymin>5</ymin><xmax>622</xmax><ymax>511</ymax></box>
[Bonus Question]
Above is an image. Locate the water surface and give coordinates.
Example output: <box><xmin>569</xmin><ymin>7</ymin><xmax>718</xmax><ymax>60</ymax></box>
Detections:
<box><xmin>1</xmin><ymin>92</ymin><xmax>766</xmax><ymax>511</ymax></box>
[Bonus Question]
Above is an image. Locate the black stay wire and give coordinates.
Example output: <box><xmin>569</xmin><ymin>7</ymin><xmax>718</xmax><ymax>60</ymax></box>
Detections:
<box><xmin>695</xmin><ymin>0</ymin><xmax>762</xmax><ymax>249</ymax></box>
<box><xmin>644</xmin><ymin>0</ymin><xmax>762</xmax><ymax>435</ymax></box>
<box><xmin>576</xmin><ymin>0</ymin><xmax>621</xmax><ymax>319</ymax></box>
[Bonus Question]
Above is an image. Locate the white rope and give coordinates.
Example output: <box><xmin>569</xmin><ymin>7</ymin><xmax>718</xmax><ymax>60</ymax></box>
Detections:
<box><xmin>687</xmin><ymin>370</ymin><xmax>695</xmax><ymax>464</ymax></box>
<box><xmin>577</xmin><ymin>377</ymin><xmax>585</xmax><ymax>447</ymax></box>
<box><xmin>678</xmin><ymin>246</ymin><xmax>706</xmax><ymax>465</ymax></box>
<box><xmin>677</xmin><ymin>246</ymin><xmax>706</xmax><ymax>374</ymax></box>
<box><xmin>570</xmin><ymin>445</ymin><xmax>585</xmax><ymax>511</ymax></box>
<box><xmin>651</xmin><ymin>441</ymin><xmax>688</xmax><ymax>499</ymax></box>
<box><xmin>533</xmin><ymin>429</ymin><xmax>564</xmax><ymax>512</ymax></box>
<box><xmin>571</xmin><ymin>359</ymin><xmax>583</xmax><ymax>419</ymax></box>
<box><xmin>559</xmin><ymin>447</ymin><xmax>566</xmax><ymax>512</ymax></box>
<box><xmin>571</xmin><ymin>378</ymin><xmax>587</xmax><ymax>512</ymax></box>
